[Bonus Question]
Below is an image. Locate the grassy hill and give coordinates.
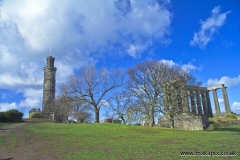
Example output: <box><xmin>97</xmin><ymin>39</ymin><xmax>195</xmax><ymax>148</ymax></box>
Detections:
<box><xmin>1</xmin><ymin>120</ymin><xmax>240</xmax><ymax>159</ymax></box>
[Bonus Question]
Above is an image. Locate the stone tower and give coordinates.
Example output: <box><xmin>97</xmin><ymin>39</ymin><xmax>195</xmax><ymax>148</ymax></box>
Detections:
<box><xmin>42</xmin><ymin>56</ymin><xmax>57</xmax><ymax>112</ymax></box>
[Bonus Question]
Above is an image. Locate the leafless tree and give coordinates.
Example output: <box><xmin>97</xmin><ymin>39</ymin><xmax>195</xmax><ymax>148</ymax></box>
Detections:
<box><xmin>71</xmin><ymin>101</ymin><xmax>93</xmax><ymax>123</ymax></box>
<box><xmin>60</xmin><ymin>63</ymin><xmax>125</xmax><ymax>123</ymax></box>
<box><xmin>54</xmin><ymin>95</ymin><xmax>73</xmax><ymax>123</ymax></box>
<box><xmin>107</xmin><ymin>91</ymin><xmax>133</xmax><ymax>124</ymax></box>
<box><xmin>128</xmin><ymin>60</ymin><xmax>163</xmax><ymax>126</ymax></box>
<box><xmin>126</xmin><ymin>103</ymin><xmax>145</xmax><ymax>124</ymax></box>
<box><xmin>73</xmin><ymin>110</ymin><xmax>93</xmax><ymax>123</ymax></box>
<box><xmin>43</xmin><ymin>95</ymin><xmax>73</xmax><ymax>123</ymax></box>
<box><xmin>127</xmin><ymin>60</ymin><xmax>200</xmax><ymax>127</ymax></box>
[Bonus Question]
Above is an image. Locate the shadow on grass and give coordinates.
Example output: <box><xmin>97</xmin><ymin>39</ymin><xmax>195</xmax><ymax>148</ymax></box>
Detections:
<box><xmin>217</xmin><ymin>127</ymin><xmax>240</xmax><ymax>132</ymax></box>
<box><xmin>206</xmin><ymin>125</ymin><xmax>240</xmax><ymax>133</ymax></box>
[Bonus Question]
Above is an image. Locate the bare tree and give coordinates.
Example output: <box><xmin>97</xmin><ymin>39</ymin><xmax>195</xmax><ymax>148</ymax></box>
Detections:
<box><xmin>54</xmin><ymin>95</ymin><xmax>73</xmax><ymax>123</ymax></box>
<box><xmin>127</xmin><ymin>60</ymin><xmax>199</xmax><ymax>127</ymax></box>
<box><xmin>128</xmin><ymin>60</ymin><xmax>163</xmax><ymax>127</ymax></box>
<box><xmin>61</xmin><ymin>63</ymin><xmax>125</xmax><ymax>123</ymax></box>
<box><xmin>126</xmin><ymin>103</ymin><xmax>144</xmax><ymax>124</ymax></box>
<box><xmin>72</xmin><ymin>101</ymin><xmax>93</xmax><ymax>123</ymax></box>
<box><xmin>43</xmin><ymin>95</ymin><xmax>73</xmax><ymax>123</ymax></box>
<box><xmin>107</xmin><ymin>91</ymin><xmax>133</xmax><ymax>124</ymax></box>
<box><xmin>73</xmin><ymin>110</ymin><xmax>93</xmax><ymax>123</ymax></box>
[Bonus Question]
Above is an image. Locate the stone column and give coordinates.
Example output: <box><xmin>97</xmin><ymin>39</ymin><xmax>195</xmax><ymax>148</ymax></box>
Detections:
<box><xmin>187</xmin><ymin>89</ymin><xmax>191</xmax><ymax>112</ymax></box>
<box><xmin>222</xmin><ymin>87</ymin><xmax>231</xmax><ymax>114</ymax></box>
<box><xmin>195</xmin><ymin>90</ymin><xmax>202</xmax><ymax>115</ymax></box>
<box><xmin>189</xmin><ymin>89</ymin><xmax>196</xmax><ymax>114</ymax></box>
<box><xmin>181</xmin><ymin>86</ymin><xmax>189</xmax><ymax>113</ymax></box>
<box><xmin>201</xmin><ymin>91</ymin><xmax>208</xmax><ymax>116</ymax></box>
<box><xmin>176</xmin><ymin>87</ymin><xmax>183</xmax><ymax>111</ymax></box>
<box><xmin>170</xmin><ymin>85</ymin><xmax>177</xmax><ymax>111</ymax></box>
<box><xmin>212</xmin><ymin>89</ymin><xmax>221</xmax><ymax>115</ymax></box>
<box><xmin>206</xmin><ymin>91</ymin><xmax>213</xmax><ymax>117</ymax></box>
<box><xmin>162</xmin><ymin>85</ymin><xmax>169</xmax><ymax>116</ymax></box>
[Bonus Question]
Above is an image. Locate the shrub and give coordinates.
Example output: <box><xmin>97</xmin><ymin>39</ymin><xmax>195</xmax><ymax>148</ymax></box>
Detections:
<box><xmin>31</xmin><ymin>113</ymin><xmax>44</xmax><ymax>118</ymax></box>
<box><xmin>225</xmin><ymin>114</ymin><xmax>237</xmax><ymax>119</ymax></box>
<box><xmin>68</xmin><ymin>120</ymin><xmax>77</xmax><ymax>124</ymax></box>
<box><xmin>4</xmin><ymin>109</ymin><xmax>23</xmax><ymax>122</ymax></box>
<box><xmin>0</xmin><ymin>112</ymin><xmax>5</xmax><ymax>122</ymax></box>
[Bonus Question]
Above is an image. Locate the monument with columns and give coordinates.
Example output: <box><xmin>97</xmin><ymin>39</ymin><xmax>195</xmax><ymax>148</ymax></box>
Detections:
<box><xmin>207</xmin><ymin>84</ymin><xmax>231</xmax><ymax>116</ymax></box>
<box><xmin>159</xmin><ymin>83</ymin><xmax>231</xmax><ymax>130</ymax></box>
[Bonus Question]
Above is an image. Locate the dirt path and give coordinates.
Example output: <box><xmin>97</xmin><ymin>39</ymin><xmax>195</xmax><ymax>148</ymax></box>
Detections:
<box><xmin>0</xmin><ymin>119</ymin><xmax>49</xmax><ymax>160</ymax></box>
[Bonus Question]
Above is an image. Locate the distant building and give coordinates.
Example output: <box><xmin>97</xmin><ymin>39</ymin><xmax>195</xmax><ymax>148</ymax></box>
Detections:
<box><xmin>29</xmin><ymin>108</ymin><xmax>41</xmax><ymax>118</ymax></box>
<box><xmin>101</xmin><ymin>118</ymin><xmax>122</xmax><ymax>123</ymax></box>
<box><xmin>42</xmin><ymin>56</ymin><xmax>57</xmax><ymax>120</ymax></box>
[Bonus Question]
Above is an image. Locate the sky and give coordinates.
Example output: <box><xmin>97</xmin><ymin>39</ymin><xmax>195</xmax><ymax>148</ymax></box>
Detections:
<box><xmin>0</xmin><ymin>0</ymin><xmax>240</xmax><ymax>119</ymax></box>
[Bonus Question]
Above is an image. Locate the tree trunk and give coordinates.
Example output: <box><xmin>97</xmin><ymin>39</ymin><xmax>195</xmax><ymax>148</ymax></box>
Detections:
<box><xmin>120</xmin><ymin>116</ymin><xmax>126</xmax><ymax>124</ymax></box>
<box><xmin>170</xmin><ymin>114</ymin><xmax>174</xmax><ymax>129</ymax></box>
<box><xmin>95</xmin><ymin>107</ymin><xmax>100</xmax><ymax>123</ymax></box>
<box><xmin>170</xmin><ymin>119</ymin><xmax>174</xmax><ymax>129</ymax></box>
<box><xmin>79</xmin><ymin>119</ymin><xmax>84</xmax><ymax>123</ymax></box>
<box><xmin>149</xmin><ymin>106</ymin><xmax>155</xmax><ymax>127</ymax></box>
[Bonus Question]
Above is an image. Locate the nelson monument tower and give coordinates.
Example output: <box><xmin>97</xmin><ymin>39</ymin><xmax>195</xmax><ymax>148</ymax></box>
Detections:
<box><xmin>42</xmin><ymin>55</ymin><xmax>57</xmax><ymax>118</ymax></box>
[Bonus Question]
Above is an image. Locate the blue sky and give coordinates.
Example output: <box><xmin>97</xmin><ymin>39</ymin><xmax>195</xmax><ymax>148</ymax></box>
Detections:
<box><xmin>0</xmin><ymin>0</ymin><xmax>239</xmax><ymax>119</ymax></box>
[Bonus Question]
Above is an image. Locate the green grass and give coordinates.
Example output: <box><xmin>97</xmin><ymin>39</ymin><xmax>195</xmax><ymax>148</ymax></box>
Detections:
<box><xmin>0</xmin><ymin>136</ymin><xmax>10</xmax><ymax>152</ymax></box>
<box><xmin>22</xmin><ymin>122</ymin><xmax>240</xmax><ymax>160</ymax></box>
<box><xmin>8</xmin><ymin>131</ymin><xmax>17</xmax><ymax>146</ymax></box>
<box><xmin>0</xmin><ymin>136</ymin><xmax>7</xmax><ymax>148</ymax></box>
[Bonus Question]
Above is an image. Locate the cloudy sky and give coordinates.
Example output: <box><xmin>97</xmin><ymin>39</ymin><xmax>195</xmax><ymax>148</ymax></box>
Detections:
<box><xmin>0</xmin><ymin>0</ymin><xmax>239</xmax><ymax>118</ymax></box>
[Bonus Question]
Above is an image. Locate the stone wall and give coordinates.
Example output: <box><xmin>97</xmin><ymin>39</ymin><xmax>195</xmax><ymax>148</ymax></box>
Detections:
<box><xmin>44</xmin><ymin>112</ymin><xmax>55</xmax><ymax>121</ymax></box>
<box><xmin>208</xmin><ymin>120</ymin><xmax>240</xmax><ymax>130</ymax></box>
<box><xmin>101</xmin><ymin>118</ymin><xmax>122</xmax><ymax>123</ymax></box>
<box><xmin>236</xmin><ymin>114</ymin><xmax>240</xmax><ymax>120</ymax></box>
<box><xmin>158</xmin><ymin>113</ymin><xmax>209</xmax><ymax>130</ymax></box>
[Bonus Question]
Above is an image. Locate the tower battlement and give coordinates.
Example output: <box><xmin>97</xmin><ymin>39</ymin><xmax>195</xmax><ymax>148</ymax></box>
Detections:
<box><xmin>46</xmin><ymin>56</ymin><xmax>56</xmax><ymax>68</ymax></box>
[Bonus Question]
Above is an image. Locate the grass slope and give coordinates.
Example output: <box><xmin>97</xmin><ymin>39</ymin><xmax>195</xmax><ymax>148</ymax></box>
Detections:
<box><xmin>18</xmin><ymin>122</ymin><xmax>240</xmax><ymax>160</ymax></box>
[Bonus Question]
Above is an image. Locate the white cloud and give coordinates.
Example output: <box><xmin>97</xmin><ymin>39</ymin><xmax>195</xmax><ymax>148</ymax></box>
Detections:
<box><xmin>218</xmin><ymin>98</ymin><xmax>224</xmax><ymax>104</ymax></box>
<box><xmin>0</xmin><ymin>0</ymin><xmax>171</xmax><ymax>57</ymax></box>
<box><xmin>181</xmin><ymin>63</ymin><xmax>197</xmax><ymax>72</ymax></box>
<box><xmin>232</xmin><ymin>102</ymin><xmax>240</xmax><ymax>111</ymax></box>
<box><xmin>0</xmin><ymin>69</ymin><xmax>42</xmax><ymax>90</ymax></box>
<box><xmin>19</xmin><ymin>98</ymin><xmax>39</xmax><ymax>108</ymax></box>
<box><xmin>159</xmin><ymin>59</ymin><xmax>176</xmax><ymax>66</ymax></box>
<box><xmin>0</xmin><ymin>102</ymin><xmax>17</xmax><ymax>112</ymax></box>
<box><xmin>190</xmin><ymin>6</ymin><xmax>231</xmax><ymax>48</ymax></box>
<box><xmin>159</xmin><ymin>59</ymin><xmax>198</xmax><ymax>72</ymax></box>
<box><xmin>127</xmin><ymin>44</ymin><xmax>146</xmax><ymax>58</ymax></box>
<box><xmin>207</xmin><ymin>75</ymin><xmax>240</xmax><ymax>88</ymax></box>
<box><xmin>0</xmin><ymin>0</ymin><xmax>172</xmax><ymax>84</ymax></box>
<box><xmin>0</xmin><ymin>0</ymin><xmax>172</xmax><ymax>110</ymax></box>
<box><xmin>0</xmin><ymin>88</ymin><xmax>42</xmax><ymax>111</ymax></box>
<box><xmin>100</xmin><ymin>100</ymin><xmax>110</xmax><ymax>108</ymax></box>
<box><xmin>1</xmin><ymin>93</ymin><xmax>9</xmax><ymax>99</ymax></box>
<box><xmin>221</xmin><ymin>40</ymin><xmax>236</xmax><ymax>48</ymax></box>
<box><xmin>18</xmin><ymin>88</ymin><xmax>42</xmax><ymax>108</ymax></box>
<box><xmin>23</xmin><ymin>88</ymin><xmax>42</xmax><ymax>99</ymax></box>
